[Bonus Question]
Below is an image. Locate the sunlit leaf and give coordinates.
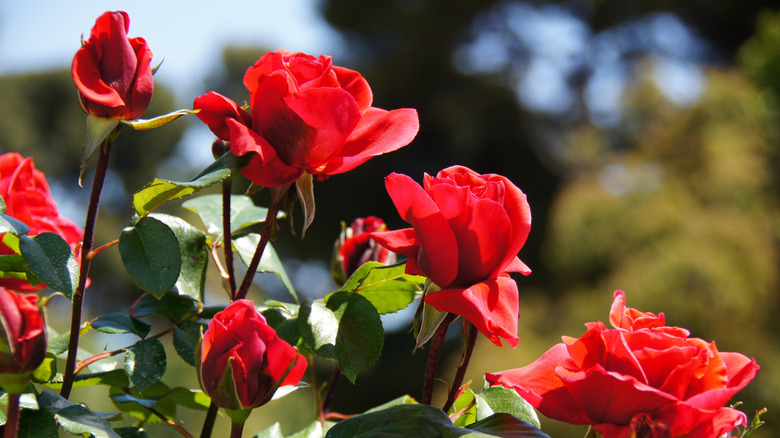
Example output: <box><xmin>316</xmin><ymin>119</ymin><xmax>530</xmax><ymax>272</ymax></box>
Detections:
<box><xmin>124</xmin><ymin>338</ymin><xmax>167</xmax><ymax>392</ymax></box>
<box><xmin>19</xmin><ymin>233</ymin><xmax>79</xmax><ymax>298</ymax></box>
<box><xmin>150</xmin><ymin>213</ymin><xmax>209</xmax><ymax>301</ymax></box>
<box><xmin>234</xmin><ymin>234</ymin><xmax>297</xmax><ymax>303</ymax></box>
<box><xmin>119</xmin><ymin>216</ymin><xmax>181</xmax><ymax>298</ymax></box>
<box><xmin>333</xmin><ymin>262</ymin><xmax>423</xmax><ymax>314</ymax></box>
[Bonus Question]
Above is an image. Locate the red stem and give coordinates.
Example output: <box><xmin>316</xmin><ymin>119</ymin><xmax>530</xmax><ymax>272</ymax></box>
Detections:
<box><xmin>442</xmin><ymin>321</ymin><xmax>478</xmax><ymax>412</ymax></box>
<box><xmin>422</xmin><ymin>313</ymin><xmax>456</xmax><ymax>405</ymax></box>
<box><xmin>234</xmin><ymin>199</ymin><xmax>281</xmax><ymax>301</ymax></box>
<box><xmin>4</xmin><ymin>393</ymin><xmax>19</xmax><ymax>438</ymax></box>
<box><xmin>229</xmin><ymin>420</ymin><xmax>245</xmax><ymax>438</ymax></box>
<box><xmin>199</xmin><ymin>402</ymin><xmax>218</xmax><ymax>438</ymax></box>
<box><xmin>222</xmin><ymin>180</ymin><xmax>237</xmax><ymax>295</ymax></box>
<box><xmin>61</xmin><ymin>139</ymin><xmax>112</xmax><ymax>399</ymax></box>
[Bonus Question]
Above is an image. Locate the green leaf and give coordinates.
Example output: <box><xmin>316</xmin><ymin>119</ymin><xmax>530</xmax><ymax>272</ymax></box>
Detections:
<box><xmin>163</xmin><ymin>387</ymin><xmax>210</xmax><ymax>411</ymax></box>
<box><xmin>31</xmin><ymin>352</ymin><xmax>57</xmax><ymax>383</ymax></box>
<box><xmin>37</xmin><ymin>389</ymin><xmax>121</xmax><ymax>438</ymax></box>
<box><xmin>296</xmin><ymin>172</ymin><xmax>316</xmax><ymax>237</ymax></box>
<box><xmin>17</xmin><ymin>407</ymin><xmax>58</xmax><ymax>438</ymax></box>
<box><xmin>19</xmin><ymin>233</ymin><xmax>79</xmax><ymax>298</ymax></box>
<box><xmin>416</xmin><ymin>299</ymin><xmax>449</xmax><ymax>350</ymax></box>
<box><xmin>476</xmin><ymin>385</ymin><xmax>540</xmax><ymax>429</ymax></box>
<box><xmin>0</xmin><ymin>213</ymin><xmax>29</xmax><ymax>235</ymax></box>
<box><xmin>325</xmin><ymin>404</ymin><xmax>459</xmax><ymax>438</ymax></box>
<box><xmin>150</xmin><ymin>213</ymin><xmax>209</xmax><ymax>301</ymax></box>
<box><xmin>450</xmin><ymin>388</ymin><xmax>478</xmax><ymax>427</ymax></box>
<box><xmin>47</xmin><ymin>332</ymin><xmax>70</xmax><ymax>356</ymax></box>
<box><xmin>124</xmin><ymin>338</ymin><xmax>167</xmax><ymax>392</ymax></box>
<box><xmin>234</xmin><ymin>234</ymin><xmax>297</xmax><ymax>303</ymax></box>
<box><xmin>334</xmin><ymin>262</ymin><xmax>423</xmax><ymax>314</ymax></box>
<box><xmin>0</xmin><ymin>195</ymin><xmax>5</xmax><ymax>214</ymax></box>
<box><xmin>0</xmin><ymin>254</ymin><xmax>32</xmax><ymax>282</ymax></box>
<box><xmin>44</xmin><ymin>369</ymin><xmax>130</xmax><ymax>390</ymax></box>
<box><xmin>119</xmin><ymin>216</ymin><xmax>181</xmax><ymax>298</ymax></box>
<box><xmin>173</xmin><ymin>320</ymin><xmax>204</xmax><ymax>366</ymax></box>
<box><xmin>288</xmin><ymin>421</ymin><xmax>324</xmax><ymax>438</ymax></box>
<box><xmin>91</xmin><ymin>313</ymin><xmax>152</xmax><ymax>338</ymax></box>
<box><xmin>81</xmin><ymin>115</ymin><xmax>119</xmax><ymax>183</ymax></box>
<box><xmin>327</xmin><ymin>292</ymin><xmax>383</xmax><ymax>383</ymax></box>
<box><xmin>364</xmin><ymin>394</ymin><xmax>418</xmax><ymax>413</ymax></box>
<box><xmin>121</xmin><ymin>108</ymin><xmax>196</xmax><ymax>130</ymax></box>
<box><xmin>183</xmin><ymin>194</ymin><xmax>285</xmax><ymax>235</ymax></box>
<box><xmin>130</xmin><ymin>293</ymin><xmax>199</xmax><ymax>322</ymax></box>
<box><xmin>131</xmin><ymin>150</ymin><xmax>248</xmax><ymax>217</ymax></box>
<box><xmin>109</xmin><ymin>383</ymin><xmax>177</xmax><ymax>424</ymax></box>
<box><xmin>466</xmin><ymin>413</ymin><xmax>550</xmax><ymax>438</ymax></box>
<box><xmin>255</xmin><ymin>423</ymin><xmax>284</xmax><ymax>438</ymax></box>
<box><xmin>298</xmin><ymin>299</ymin><xmax>338</xmax><ymax>360</ymax></box>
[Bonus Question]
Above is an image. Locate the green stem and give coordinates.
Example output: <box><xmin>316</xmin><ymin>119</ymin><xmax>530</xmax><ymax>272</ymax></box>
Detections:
<box><xmin>442</xmin><ymin>321</ymin><xmax>478</xmax><ymax>412</ymax></box>
<box><xmin>60</xmin><ymin>139</ymin><xmax>112</xmax><ymax>399</ymax></box>
<box><xmin>222</xmin><ymin>180</ymin><xmax>237</xmax><ymax>296</ymax></box>
<box><xmin>199</xmin><ymin>402</ymin><xmax>218</xmax><ymax>438</ymax></box>
<box><xmin>4</xmin><ymin>392</ymin><xmax>19</xmax><ymax>438</ymax></box>
<box><xmin>422</xmin><ymin>313</ymin><xmax>456</xmax><ymax>405</ymax></box>
<box><xmin>234</xmin><ymin>196</ymin><xmax>282</xmax><ymax>301</ymax></box>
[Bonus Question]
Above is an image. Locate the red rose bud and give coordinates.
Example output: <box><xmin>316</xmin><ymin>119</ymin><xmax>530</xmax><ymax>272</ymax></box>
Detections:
<box><xmin>0</xmin><ymin>288</ymin><xmax>47</xmax><ymax>393</ymax></box>
<box><xmin>371</xmin><ymin>165</ymin><xmax>531</xmax><ymax>347</ymax></box>
<box><xmin>0</xmin><ymin>153</ymin><xmax>83</xmax><ymax>291</ymax></box>
<box><xmin>71</xmin><ymin>11</ymin><xmax>153</xmax><ymax>120</ymax></box>
<box><xmin>194</xmin><ymin>49</ymin><xmax>420</xmax><ymax>187</ymax></box>
<box><xmin>198</xmin><ymin>300</ymin><xmax>306</xmax><ymax>410</ymax></box>
<box><xmin>332</xmin><ymin>216</ymin><xmax>397</xmax><ymax>285</ymax></box>
<box><xmin>486</xmin><ymin>291</ymin><xmax>760</xmax><ymax>438</ymax></box>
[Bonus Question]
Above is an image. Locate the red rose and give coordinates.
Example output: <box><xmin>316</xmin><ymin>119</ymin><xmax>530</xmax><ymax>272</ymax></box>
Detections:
<box><xmin>371</xmin><ymin>165</ymin><xmax>531</xmax><ymax>346</ymax></box>
<box><xmin>0</xmin><ymin>153</ymin><xmax>83</xmax><ymax>291</ymax></box>
<box><xmin>0</xmin><ymin>288</ymin><xmax>47</xmax><ymax>385</ymax></box>
<box><xmin>332</xmin><ymin>216</ymin><xmax>397</xmax><ymax>285</ymax></box>
<box><xmin>71</xmin><ymin>11</ymin><xmax>153</xmax><ymax>120</ymax></box>
<box><xmin>194</xmin><ymin>49</ymin><xmax>420</xmax><ymax>187</ymax></box>
<box><xmin>198</xmin><ymin>300</ymin><xmax>307</xmax><ymax>410</ymax></box>
<box><xmin>486</xmin><ymin>291</ymin><xmax>760</xmax><ymax>438</ymax></box>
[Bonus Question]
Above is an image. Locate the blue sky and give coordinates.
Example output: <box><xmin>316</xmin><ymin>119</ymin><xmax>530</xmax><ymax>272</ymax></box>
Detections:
<box><xmin>0</xmin><ymin>0</ymin><xmax>342</xmax><ymax>100</ymax></box>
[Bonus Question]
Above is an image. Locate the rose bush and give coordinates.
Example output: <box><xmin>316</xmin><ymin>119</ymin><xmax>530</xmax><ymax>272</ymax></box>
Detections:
<box><xmin>0</xmin><ymin>288</ymin><xmax>47</xmax><ymax>393</ymax></box>
<box><xmin>194</xmin><ymin>49</ymin><xmax>420</xmax><ymax>187</ymax></box>
<box><xmin>332</xmin><ymin>216</ymin><xmax>396</xmax><ymax>285</ymax></box>
<box><xmin>0</xmin><ymin>153</ymin><xmax>83</xmax><ymax>291</ymax></box>
<box><xmin>486</xmin><ymin>291</ymin><xmax>760</xmax><ymax>438</ymax></box>
<box><xmin>71</xmin><ymin>11</ymin><xmax>153</xmax><ymax>120</ymax></box>
<box><xmin>371</xmin><ymin>165</ymin><xmax>532</xmax><ymax>347</ymax></box>
<box><xmin>198</xmin><ymin>299</ymin><xmax>307</xmax><ymax>411</ymax></box>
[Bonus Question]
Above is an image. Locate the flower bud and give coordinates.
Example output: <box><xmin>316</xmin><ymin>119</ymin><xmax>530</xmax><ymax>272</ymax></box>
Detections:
<box><xmin>197</xmin><ymin>300</ymin><xmax>306</xmax><ymax>410</ymax></box>
<box><xmin>0</xmin><ymin>288</ymin><xmax>47</xmax><ymax>393</ymax></box>
<box><xmin>332</xmin><ymin>216</ymin><xmax>397</xmax><ymax>285</ymax></box>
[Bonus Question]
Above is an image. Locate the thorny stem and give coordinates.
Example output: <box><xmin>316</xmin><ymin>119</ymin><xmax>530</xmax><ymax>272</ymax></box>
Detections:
<box><xmin>73</xmin><ymin>324</ymin><xmax>178</xmax><ymax>375</ymax></box>
<box><xmin>234</xmin><ymin>197</ymin><xmax>282</xmax><ymax>301</ymax></box>
<box><xmin>442</xmin><ymin>321</ymin><xmax>479</xmax><ymax>412</ymax></box>
<box><xmin>422</xmin><ymin>313</ymin><xmax>456</xmax><ymax>405</ymax></box>
<box><xmin>321</xmin><ymin>366</ymin><xmax>342</xmax><ymax>417</ymax></box>
<box><xmin>61</xmin><ymin>139</ymin><xmax>112</xmax><ymax>399</ymax></box>
<box><xmin>222</xmin><ymin>180</ymin><xmax>237</xmax><ymax>295</ymax></box>
<box><xmin>4</xmin><ymin>393</ymin><xmax>19</xmax><ymax>438</ymax></box>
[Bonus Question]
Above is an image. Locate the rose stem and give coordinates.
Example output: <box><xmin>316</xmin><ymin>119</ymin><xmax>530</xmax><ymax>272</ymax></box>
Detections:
<box><xmin>442</xmin><ymin>321</ymin><xmax>478</xmax><ymax>412</ymax></box>
<box><xmin>60</xmin><ymin>139</ymin><xmax>112</xmax><ymax>399</ymax></box>
<box><xmin>234</xmin><ymin>194</ymin><xmax>282</xmax><ymax>301</ymax></box>
<box><xmin>199</xmin><ymin>403</ymin><xmax>218</xmax><ymax>438</ymax></box>
<box><xmin>320</xmin><ymin>366</ymin><xmax>342</xmax><ymax>417</ymax></box>
<box><xmin>422</xmin><ymin>313</ymin><xmax>457</xmax><ymax>405</ymax></box>
<box><xmin>229</xmin><ymin>420</ymin><xmax>245</xmax><ymax>438</ymax></box>
<box><xmin>4</xmin><ymin>392</ymin><xmax>19</xmax><ymax>438</ymax></box>
<box><xmin>222</xmin><ymin>180</ymin><xmax>237</xmax><ymax>295</ymax></box>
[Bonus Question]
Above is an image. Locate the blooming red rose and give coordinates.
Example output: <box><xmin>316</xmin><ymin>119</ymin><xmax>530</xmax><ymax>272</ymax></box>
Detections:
<box><xmin>332</xmin><ymin>216</ymin><xmax>397</xmax><ymax>285</ymax></box>
<box><xmin>0</xmin><ymin>153</ymin><xmax>83</xmax><ymax>291</ymax></box>
<box><xmin>486</xmin><ymin>291</ymin><xmax>760</xmax><ymax>438</ymax></box>
<box><xmin>371</xmin><ymin>165</ymin><xmax>531</xmax><ymax>346</ymax></box>
<box><xmin>198</xmin><ymin>299</ymin><xmax>307</xmax><ymax>410</ymax></box>
<box><xmin>194</xmin><ymin>49</ymin><xmax>420</xmax><ymax>187</ymax></box>
<box><xmin>0</xmin><ymin>288</ymin><xmax>46</xmax><ymax>386</ymax></box>
<box><xmin>72</xmin><ymin>11</ymin><xmax>153</xmax><ymax>119</ymax></box>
